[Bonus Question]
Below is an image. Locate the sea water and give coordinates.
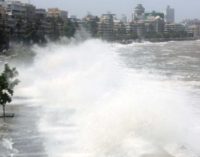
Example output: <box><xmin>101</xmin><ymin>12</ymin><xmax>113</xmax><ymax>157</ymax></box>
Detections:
<box><xmin>1</xmin><ymin>39</ymin><xmax>200</xmax><ymax>157</ymax></box>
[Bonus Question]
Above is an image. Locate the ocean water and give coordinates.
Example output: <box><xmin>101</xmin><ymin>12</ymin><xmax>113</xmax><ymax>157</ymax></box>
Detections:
<box><xmin>1</xmin><ymin>39</ymin><xmax>200</xmax><ymax>157</ymax></box>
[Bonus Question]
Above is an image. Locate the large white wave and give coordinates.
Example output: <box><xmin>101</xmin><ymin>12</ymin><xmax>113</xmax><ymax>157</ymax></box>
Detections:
<box><xmin>15</xmin><ymin>39</ymin><xmax>200</xmax><ymax>157</ymax></box>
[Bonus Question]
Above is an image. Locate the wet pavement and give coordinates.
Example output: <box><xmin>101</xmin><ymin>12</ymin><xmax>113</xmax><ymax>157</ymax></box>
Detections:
<box><xmin>0</xmin><ymin>104</ymin><xmax>47</xmax><ymax>157</ymax></box>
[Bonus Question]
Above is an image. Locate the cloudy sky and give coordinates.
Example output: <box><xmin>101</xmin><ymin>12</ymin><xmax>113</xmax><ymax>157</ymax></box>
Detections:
<box><xmin>21</xmin><ymin>0</ymin><xmax>199</xmax><ymax>21</ymax></box>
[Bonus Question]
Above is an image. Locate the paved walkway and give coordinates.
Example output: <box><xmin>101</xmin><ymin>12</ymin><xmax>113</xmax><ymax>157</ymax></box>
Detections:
<box><xmin>0</xmin><ymin>104</ymin><xmax>47</xmax><ymax>157</ymax></box>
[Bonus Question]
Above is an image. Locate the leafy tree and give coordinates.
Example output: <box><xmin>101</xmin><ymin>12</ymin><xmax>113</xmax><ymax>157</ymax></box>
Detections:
<box><xmin>82</xmin><ymin>16</ymin><xmax>99</xmax><ymax>37</ymax></box>
<box><xmin>15</xmin><ymin>18</ymin><xmax>24</xmax><ymax>41</ymax></box>
<box><xmin>0</xmin><ymin>64</ymin><xmax>19</xmax><ymax>117</ymax></box>
<box><xmin>23</xmin><ymin>21</ymin><xmax>35</xmax><ymax>44</ymax></box>
<box><xmin>64</xmin><ymin>19</ymin><xmax>78</xmax><ymax>37</ymax></box>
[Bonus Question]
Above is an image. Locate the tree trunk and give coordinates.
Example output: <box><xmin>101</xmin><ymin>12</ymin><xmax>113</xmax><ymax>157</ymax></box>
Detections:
<box><xmin>3</xmin><ymin>104</ymin><xmax>5</xmax><ymax>118</ymax></box>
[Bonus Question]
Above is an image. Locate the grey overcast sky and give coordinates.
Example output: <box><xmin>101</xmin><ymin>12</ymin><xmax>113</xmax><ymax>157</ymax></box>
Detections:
<box><xmin>21</xmin><ymin>0</ymin><xmax>199</xmax><ymax>22</ymax></box>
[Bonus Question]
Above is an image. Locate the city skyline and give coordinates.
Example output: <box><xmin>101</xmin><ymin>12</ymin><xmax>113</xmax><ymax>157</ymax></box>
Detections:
<box><xmin>19</xmin><ymin>0</ymin><xmax>200</xmax><ymax>22</ymax></box>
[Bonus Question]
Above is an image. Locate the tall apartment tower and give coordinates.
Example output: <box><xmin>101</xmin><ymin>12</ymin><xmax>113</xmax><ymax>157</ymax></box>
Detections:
<box><xmin>133</xmin><ymin>4</ymin><xmax>145</xmax><ymax>21</ymax></box>
<box><xmin>98</xmin><ymin>13</ymin><xmax>115</xmax><ymax>40</ymax></box>
<box><xmin>166</xmin><ymin>5</ymin><xmax>175</xmax><ymax>23</ymax></box>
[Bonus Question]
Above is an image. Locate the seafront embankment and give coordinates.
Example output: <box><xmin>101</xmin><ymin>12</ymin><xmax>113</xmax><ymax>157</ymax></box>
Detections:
<box><xmin>147</xmin><ymin>37</ymin><xmax>199</xmax><ymax>42</ymax></box>
<box><xmin>117</xmin><ymin>37</ymin><xmax>199</xmax><ymax>44</ymax></box>
<box><xmin>0</xmin><ymin>37</ymin><xmax>199</xmax><ymax>54</ymax></box>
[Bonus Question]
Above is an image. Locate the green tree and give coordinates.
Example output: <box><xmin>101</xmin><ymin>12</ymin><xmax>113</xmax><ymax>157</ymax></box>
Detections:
<box><xmin>64</xmin><ymin>19</ymin><xmax>78</xmax><ymax>37</ymax></box>
<box><xmin>82</xmin><ymin>16</ymin><xmax>99</xmax><ymax>37</ymax></box>
<box><xmin>0</xmin><ymin>64</ymin><xmax>19</xmax><ymax>117</ymax></box>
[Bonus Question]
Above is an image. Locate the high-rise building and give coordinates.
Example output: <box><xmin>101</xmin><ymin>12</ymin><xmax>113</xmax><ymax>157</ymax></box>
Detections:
<box><xmin>98</xmin><ymin>13</ymin><xmax>115</xmax><ymax>40</ymax></box>
<box><xmin>0</xmin><ymin>5</ymin><xmax>7</xmax><ymax>27</ymax></box>
<box><xmin>6</xmin><ymin>1</ymin><xmax>26</xmax><ymax>17</ymax></box>
<box><xmin>133</xmin><ymin>4</ymin><xmax>145</xmax><ymax>21</ymax></box>
<box><xmin>120</xmin><ymin>14</ymin><xmax>127</xmax><ymax>23</ymax></box>
<box><xmin>47</xmin><ymin>8</ymin><xmax>68</xmax><ymax>20</ymax></box>
<box><xmin>166</xmin><ymin>5</ymin><xmax>175</xmax><ymax>23</ymax></box>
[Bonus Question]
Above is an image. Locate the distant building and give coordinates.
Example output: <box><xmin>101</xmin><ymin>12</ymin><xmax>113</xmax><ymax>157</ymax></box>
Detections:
<box><xmin>145</xmin><ymin>11</ymin><xmax>164</xmax><ymax>20</ymax></box>
<box><xmin>126</xmin><ymin>22</ymin><xmax>138</xmax><ymax>39</ymax></box>
<box><xmin>36</xmin><ymin>8</ymin><xmax>47</xmax><ymax>18</ymax></box>
<box><xmin>46</xmin><ymin>8</ymin><xmax>68</xmax><ymax>37</ymax></box>
<box><xmin>144</xmin><ymin>11</ymin><xmax>165</xmax><ymax>34</ymax></box>
<box><xmin>98</xmin><ymin>13</ymin><xmax>115</xmax><ymax>40</ymax></box>
<box><xmin>70</xmin><ymin>15</ymin><xmax>77</xmax><ymax>19</ymax></box>
<box><xmin>6</xmin><ymin>1</ymin><xmax>26</xmax><ymax>17</ymax></box>
<box><xmin>0</xmin><ymin>5</ymin><xmax>6</xmax><ymax>17</ymax></box>
<box><xmin>136</xmin><ymin>21</ymin><xmax>145</xmax><ymax>38</ymax></box>
<box><xmin>145</xmin><ymin>17</ymin><xmax>165</xmax><ymax>34</ymax></box>
<box><xmin>166</xmin><ymin>5</ymin><xmax>175</xmax><ymax>23</ymax></box>
<box><xmin>130</xmin><ymin>4</ymin><xmax>165</xmax><ymax>38</ymax></box>
<box><xmin>0</xmin><ymin>5</ymin><xmax>7</xmax><ymax>28</ymax></box>
<box><xmin>133</xmin><ymin>4</ymin><xmax>145</xmax><ymax>21</ymax></box>
<box><xmin>131</xmin><ymin>8</ymin><xmax>165</xmax><ymax>38</ymax></box>
<box><xmin>48</xmin><ymin>8</ymin><xmax>68</xmax><ymax>20</ymax></box>
<box><xmin>186</xmin><ymin>25</ymin><xmax>200</xmax><ymax>38</ymax></box>
<box><xmin>0</xmin><ymin>4</ymin><xmax>9</xmax><ymax>35</ymax></box>
<box><xmin>120</xmin><ymin>14</ymin><xmax>127</xmax><ymax>23</ymax></box>
<box><xmin>0</xmin><ymin>2</ymin><xmax>9</xmax><ymax>51</ymax></box>
<box><xmin>182</xmin><ymin>19</ymin><xmax>200</xmax><ymax>38</ymax></box>
<box><xmin>48</xmin><ymin>8</ymin><xmax>60</xmax><ymax>17</ymax></box>
<box><xmin>3</xmin><ymin>1</ymin><xmax>27</xmax><ymax>39</ymax></box>
<box><xmin>24</xmin><ymin>3</ymin><xmax>36</xmax><ymax>21</ymax></box>
<box><xmin>35</xmin><ymin>9</ymin><xmax>50</xmax><ymax>37</ymax></box>
<box><xmin>60</xmin><ymin>10</ymin><xmax>68</xmax><ymax>20</ymax></box>
<box><xmin>82</xmin><ymin>14</ymin><xmax>99</xmax><ymax>36</ymax></box>
<box><xmin>128</xmin><ymin>21</ymin><xmax>145</xmax><ymax>39</ymax></box>
<box><xmin>165</xmin><ymin>23</ymin><xmax>185</xmax><ymax>32</ymax></box>
<box><xmin>113</xmin><ymin>19</ymin><xmax>127</xmax><ymax>40</ymax></box>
